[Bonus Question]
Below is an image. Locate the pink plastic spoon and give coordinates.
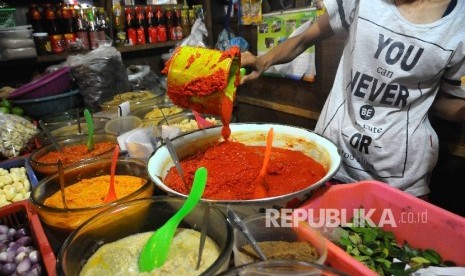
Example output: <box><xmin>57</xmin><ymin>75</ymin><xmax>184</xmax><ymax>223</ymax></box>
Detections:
<box><xmin>192</xmin><ymin>110</ymin><xmax>214</xmax><ymax>129</ymax></box>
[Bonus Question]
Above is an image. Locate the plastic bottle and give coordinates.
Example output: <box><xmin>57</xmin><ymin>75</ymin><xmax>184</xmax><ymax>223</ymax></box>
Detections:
<box><xmin>43</xmin><ymin>4</ymin><xmax>65</xmax><ymax>54</ymax></box>
<box><xmin>155</xmin><ymin>6</ymin><xmax>167</xmax><ymax>42</ymax></box>
<box><xmin>125</xmin><ymin>7</ymin><xmax>137</xmax><ymax>46</ymax></box>
<box><xmin>145</xmin><ymin>6</ymin><xmax>157</xmax><ymax>44</ymax></box>
<box><xmin>87</xmin><ymin>8</ymin><xmax>98</xmax><ymax>49</ymax></box>
<box><xmin>113</xmin><ymin>0</ymin><xmax>126</xmax><ymax>47</ymax></box>
<box><xmin>96</xmin><ymin>7</ymin><xmax>109</xmax><ymax>41</ymax></box>
<box><xmin>165</xmin><ymin>6</ymin><xmax>175</xmax><ymax>41</ymax></box>
<box><xmin>135</xmin><ymin>6</ymin><xmax>146</xmax><ymax>45</ymax></box>
<box><xmin>28</xmin><ymin>4</ymin><xmax>43</xmax><ymax>33</ymax></box>
<box><xmin>174</xmin><ymin>8</ymin><xmax>183</xmax><ymax>40</ymax></box>
<box><xmin>61</xmin><ymin>6</ymin><xmax>77</xmax><ymax>50</ymax></box>
<box><xmin>188</xmin><ymin>9</ymin><xmax>196</xmax><ymax>27</ymax></box>
<box><xmin>180</xmin><ymin>7</ymin><xmax>190</xmax><ymax>38</ymax></box>
<box><xmin>75</xmin><ymin>5</ymin><xmax>90</xmax><ymax>50</ymax></box>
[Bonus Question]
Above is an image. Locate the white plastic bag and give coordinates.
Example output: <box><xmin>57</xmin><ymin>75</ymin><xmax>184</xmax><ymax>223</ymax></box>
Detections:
<box><xmin>0</xmin><ymin>114</ymin><xmax>38</xmax><ymax>159</ymax></box>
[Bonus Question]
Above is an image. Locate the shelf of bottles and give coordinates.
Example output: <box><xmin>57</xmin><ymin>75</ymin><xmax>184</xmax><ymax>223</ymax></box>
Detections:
<box><xmin>27</xmin><ymin>1</ymin><xmax>203</xmax><ymax>63</ymax></box>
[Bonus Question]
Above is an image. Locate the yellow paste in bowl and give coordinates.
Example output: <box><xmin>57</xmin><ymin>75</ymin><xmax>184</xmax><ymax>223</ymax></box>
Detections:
<box><xmin>80</xmin><ymin>228</ymin><xmax>221</xmax><ymax>276</ymax></box>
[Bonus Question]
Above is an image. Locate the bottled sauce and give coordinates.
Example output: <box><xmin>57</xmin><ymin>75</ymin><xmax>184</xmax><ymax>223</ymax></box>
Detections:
<box><xmin>112</xmin><ymin>0</ymin><xmax>126</xmax><ymax>47</ymax></box>
<box><xmin>75</xmin><ymin>6</ymin><xmax>90</xmax><ymax>50</ymax></box>
<box><xmin>33</xmin><ymin>32</ymin><xmax>52</xmax><ymax>55</ymax></box>
<box><xmin>125</xmin><ymin>7</ymin><xmax>137</xmax><ymax>45</ymax></box>
<box><xmin>155</xmin><ymin>6</ymin><xmax>167</xmax><ymax>42</ymax></box>
<box><xmin>165</xmin><ymin>6</ymin><xmax>175</xmax><ymax>41</ymax></box>
<box><xmin>55</xmin><ymin>3</ymin><xmax>64</xmax><ymax>34</ymax></box>
<box><xmin>135</xmin><ymin>6</ymin><xmax>146</xmax><ymax>45</ymax></box>
<box><xmin>43</xmin><ymin>4</ymin><xmax>65</xmax><ymax>54</ymax></box>
<box><xmin>61</xmin><ymin>6</ymin><xmax>77</xmax><ymax>50</ymax></box>
<box><xmin>96</xmin><ymin>7</ymin><xmax>109</xmax><ymax>41</ymax></box>
<box><xmin>174</xmin><ymin>8</ymin><xmax>183</xmax><ymax>40</ymax></box>
<box><xmin>145</xmin><ymin>6</ymin><xmax>157</xmax><ymax>44</ymax></box>
<box><xmin>28</xmin><ymin>4</ymin><xmax>43</xmax><ymax>33</ymax></box>
<box><xmin>180</xmin><ymin>7</ymin><xmax>190</xmax><ymax>38</ymax></box>
<box><xmin>87</xmin><ymin>8</ymin><xmax>98</xmax><ymax>49</ymax></box>
<box><xmin>188</xmin><ymin>9</ymin><xmax>196</xmax><ymax>26</ymax></box>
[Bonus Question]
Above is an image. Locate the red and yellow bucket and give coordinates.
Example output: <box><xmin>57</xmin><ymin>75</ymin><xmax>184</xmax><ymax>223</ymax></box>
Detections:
<box><xmin>162</xmin><ymin>46</ymin><xmax>242</xmax><ymax>116</ymax></box>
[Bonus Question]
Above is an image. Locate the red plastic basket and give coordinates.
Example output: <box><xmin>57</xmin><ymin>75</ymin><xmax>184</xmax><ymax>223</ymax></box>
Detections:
<box><xmin>0</xmin><ymin>201</ymin><xmax>56</xmax><ymax>276</ymax></box>
<box><xmin>7</xmin><ymin>67</ymin><xmax>73</xmax><ymax>100</ymax></box>
<box><xmin>298</xmin><ymin>181</ymin><xmax>465</xmax><ymax>276</ymax></box>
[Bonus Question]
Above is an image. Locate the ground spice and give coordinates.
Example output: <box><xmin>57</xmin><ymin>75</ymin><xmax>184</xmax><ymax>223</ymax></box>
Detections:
<box><xmin>44</xmin><ymin>175</ymin><xmax>147</xmax><ymax>208</ymax></box>
<box><xmin>36</xmin><ymin>142</ymin><xmax>115</xmax><ymax>164</ymax></box>
<box><xmin>240</xmin><ymin>241</ymin><xmax>320</xmax><ymax>263</ymax></box>
<box><xmin>163</xmin><ymin>141</ymin><xmax>326</xmax><ymax>200</ymax></box>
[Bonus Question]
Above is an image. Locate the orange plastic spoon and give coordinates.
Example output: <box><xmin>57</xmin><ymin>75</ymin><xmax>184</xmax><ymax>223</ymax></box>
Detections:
<box><xmin>252</xmin><ymin>127</ymin><xmax>274</xmax><ymax>199</ymax></box>
<box><xmin>104</xmin><ymin>144</ymin><xmax>120</xmax><ymax>203</ymax></box>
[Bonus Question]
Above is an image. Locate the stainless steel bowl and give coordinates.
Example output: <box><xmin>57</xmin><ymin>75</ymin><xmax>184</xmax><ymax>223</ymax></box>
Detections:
<box><xmin>147</xmin><ymin>123</ymin><xmax>341</xmax><ymax>216</ymax></box>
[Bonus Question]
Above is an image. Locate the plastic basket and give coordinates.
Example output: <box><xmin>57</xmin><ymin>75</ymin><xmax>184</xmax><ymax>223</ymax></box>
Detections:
<box><xmin>298</xmin><ymin>181</ymin><xmax>465</xmax><ymax>275</ymax></box>
<box><xmin>0</xmin><ymin>201</ymin><xmax>56</xmax><ymax>276</ymax></box>
<box><xmin>0</xmin><ymin>8</ymin><xmax>16</xmax><ymax>28</ymax></box>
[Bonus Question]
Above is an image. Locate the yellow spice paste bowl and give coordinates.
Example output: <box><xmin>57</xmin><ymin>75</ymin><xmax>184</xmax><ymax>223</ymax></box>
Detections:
<box><xmin>57</xmin><ymin>197</ymin><xmax>233</xmax><ymax>276</ymax></box>
<box><xmin>30</xmin><ymin>157</ymin><xmax>154</xmax><ymax>242</ymax></box>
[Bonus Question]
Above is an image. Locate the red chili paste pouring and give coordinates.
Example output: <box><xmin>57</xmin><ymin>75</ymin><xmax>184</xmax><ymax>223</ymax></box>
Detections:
<box><xmin>161</xmin><ymin>46</ymin><xmax>242</xmax><ymax>140</ymax></box>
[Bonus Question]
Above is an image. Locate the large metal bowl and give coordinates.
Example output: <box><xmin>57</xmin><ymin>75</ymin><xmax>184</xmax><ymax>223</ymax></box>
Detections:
<box><xmin>147</xmin><ymin>123</ymin><xmax>341</xmax><ymax>215</ymax></box>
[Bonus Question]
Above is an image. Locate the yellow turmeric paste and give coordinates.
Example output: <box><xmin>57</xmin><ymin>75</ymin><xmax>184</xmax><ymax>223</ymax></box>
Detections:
<box><xmin>44</xmin><ymin>175</ymin><xmax>147</xmax><ymax>208</ymax></box>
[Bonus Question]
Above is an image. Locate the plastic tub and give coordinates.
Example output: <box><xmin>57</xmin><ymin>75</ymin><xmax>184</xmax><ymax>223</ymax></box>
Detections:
<box><xmin>232</xmin><ymin>213</ymin><xmax>327</xmax><ymax>266</ymax></box>
<box><xmin>57</xmin><ymin>197</ymin><xmax>233</xmax><ymax>275</ymax></box>
<box><xmin>218</xmin><ymin>260</ymin><xmax>348</xmax><ymax>276</ymax></box>
<box><xmin>0</xmin><ymin>200</ymin><xmax>56</xmax><ymax>276</ymax></box>
<box><xmin>30</xmin><ymin>158</ymin><xmax>154</xmax><ymax>241</ymax></box>
<box><xmin>11</xmin><ymin>89</ymin><xmax>83</xmax><ymax>120</ymax></box>
<box><xmin>1</xmin><ymin>47</ymin><xmax>37</xmax><ymax>60</ymax></box>
<box><xmin>124</xmin><ymin>127</ymin><xmax>155</xmax><ymax>160</ymax></box>
<box><xmin>7</xmin><ymin>66</ymin><xmax>73</xmax><ymax>100</ymax></box>
<box><xmin>0</xmin><ymin>25</ymin><xmax>31</xmax><ymax>39</ymax></box>
<box><xmin>104</xmin><ymin>115</ymin><xmax>142</xmax><ymax>136</ymax></box>
<box><xmin>298</xmin><ymin>181</ymin><xmax>465</xmax><ymax>276</ymax></box>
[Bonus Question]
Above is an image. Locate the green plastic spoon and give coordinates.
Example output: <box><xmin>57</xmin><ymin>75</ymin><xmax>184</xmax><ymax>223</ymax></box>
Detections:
<box><xmin>138</xmin><ymin>167</ymin><xmax>208</xmax><ymax>272</ymax></box>
<box><xmin>84</xmin><ymin>109</ymin><xmax>94</xmax><ymax>151</ymax></box>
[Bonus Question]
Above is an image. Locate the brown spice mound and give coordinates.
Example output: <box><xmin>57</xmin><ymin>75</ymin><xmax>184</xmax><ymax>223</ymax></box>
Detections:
<box><xmin>240</xmin><ymin>241</ymin><xmax>319</xmax><ymax>263</ymax></box>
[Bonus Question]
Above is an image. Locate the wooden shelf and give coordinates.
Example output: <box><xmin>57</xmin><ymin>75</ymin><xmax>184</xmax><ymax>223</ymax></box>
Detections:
<box><xmin>0</xmin><ymin>41</ymin><xmax>180</xmax><ymax>68</ymax></box>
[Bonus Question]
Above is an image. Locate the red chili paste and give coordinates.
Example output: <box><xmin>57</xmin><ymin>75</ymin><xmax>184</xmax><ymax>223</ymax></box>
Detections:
<box><xmin>36</xmin><ymin>142</ymin><xmax>115</xmax><ymax>164</ymax></box>
<box><xmin>163</xmin><ymin>141</ymin><xmax>326</xmax><ymax>200</ymax></box>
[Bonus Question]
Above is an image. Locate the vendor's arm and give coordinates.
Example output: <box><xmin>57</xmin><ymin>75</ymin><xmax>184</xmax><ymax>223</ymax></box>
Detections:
<box><xmin>241</xmin><ymin>12</ymin><xmax>334</xmax><ymax>83</ymax></box>
<box><xmin>432</xmin><ymin>92</ymin><xmax>465</xmax><ymax>122</ymax></box>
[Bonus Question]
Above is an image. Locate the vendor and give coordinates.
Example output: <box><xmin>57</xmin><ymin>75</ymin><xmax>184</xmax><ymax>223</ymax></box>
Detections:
<box><xmin>240</xmin><ymin>0</ymin><xmax>465</xmax><ymax>200</ymax></box>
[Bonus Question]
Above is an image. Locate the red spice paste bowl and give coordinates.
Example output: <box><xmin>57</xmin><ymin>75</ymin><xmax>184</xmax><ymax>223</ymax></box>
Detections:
<box><xmin>29</xmin><ymin>157</ymin><xmax>154</xmax><ymax>242</ymax></box>
<box><xmin>28</xmin><ymin>133</ymin><xmax>117</xmax><ymax>178</ymax></box>
<box><xmin>147</xmin><ymin>123</ymin><xmax>341</xmax><ymax>216</ymax></box>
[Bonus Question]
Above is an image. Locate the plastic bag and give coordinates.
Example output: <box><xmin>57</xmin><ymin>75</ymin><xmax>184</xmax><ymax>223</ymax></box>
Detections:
<box><xmin>65</xmin><ymin>46</ymin><xmax>131</xmax><ymax>112</ymax></box>
<box><xmin>126</xmin><ymin>65</ymin><xmax>162</xmax><ymax>93</ymax></box>
<box><xmin>180</xmin><ymin>18</ymin><xmax>208</xmax><ymax>48</ymax></box>
<box><xmin>0</xmin><ymin>113</ymin><xmax>38</xmax><ymax>159</ymax></box>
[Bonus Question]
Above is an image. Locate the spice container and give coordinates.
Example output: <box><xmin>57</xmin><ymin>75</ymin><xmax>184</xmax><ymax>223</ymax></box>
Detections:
<box><xmin>32</xmin><ymin>32</ymin><xmax>52</xmax><ymax>55</ymax></box>
<box><xmin>232</xmin><ymin>213</ymin><xmax>327</xmax><ymax>266</ymax></box>
<box><xmin>30</xmin><ymin>158</ymin><xmax>154</xmax><ymax>242</ymax></box>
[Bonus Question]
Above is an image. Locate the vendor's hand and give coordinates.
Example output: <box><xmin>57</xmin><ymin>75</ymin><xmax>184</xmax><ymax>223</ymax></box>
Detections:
<box><xmin>240</xmin><ymin>51</ymin><xmax>266</xmax><ymax>84</ymax></box>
